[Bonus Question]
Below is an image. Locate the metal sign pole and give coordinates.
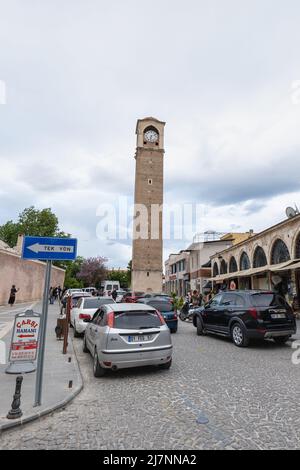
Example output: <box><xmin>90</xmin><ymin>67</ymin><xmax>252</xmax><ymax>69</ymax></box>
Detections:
<box><xmin>34</xmin><ymin>260</ymin><xmax>52</xmax><ymax>407</ymax></box>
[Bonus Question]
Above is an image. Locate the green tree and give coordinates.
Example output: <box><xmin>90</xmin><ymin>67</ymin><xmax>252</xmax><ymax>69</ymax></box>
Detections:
<box><xmin>107</xmin><ymin>269</ymin><xmax>129</xmax><ymax>288</ymax></box>
<box><xmin>77</xmin><ymin>256</ymin><xmax>107</xmax><ymax>288</ymax></box>
<box><xmin>63</xmin><ymin>256</ymin><xmax>85</xmax><ymax>289</ymax></box>
<box><xmin>0</xmin><ymin>220</ymin><xmax>21</xmax><ymax>247</ymax></box>
<box><xmin>0</xmin><ymin>206</ymin><xmax>69</xmax><ymax>248</ymax></box>
<box><xmin>127</xmin><ymin>260</ymin><xmax>132</xmax><ymax>287</ymax></box>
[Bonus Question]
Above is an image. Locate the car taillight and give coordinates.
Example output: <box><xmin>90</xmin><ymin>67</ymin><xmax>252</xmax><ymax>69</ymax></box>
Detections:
<box><xmin>248</xmin><ymin>308</ymin><xmax>258</xmax><ymax>320</ymax></box>
<box><xmin>107</xmin><ymin>312</ymin><xmax>114</xmax><ymax>328</ymax></box>
<box><xmin>79</xmin><ymin>314</ymin><xmax>91</xmax><ymax>320</ymax></box>
<box><xmin>156</xmin><ymin>310</ymin><xmax>166</xmax><ymax>325</ymax></box>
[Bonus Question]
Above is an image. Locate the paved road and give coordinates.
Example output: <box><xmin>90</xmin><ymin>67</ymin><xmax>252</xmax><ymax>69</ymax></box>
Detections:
<box><xmin>1</xmin><ymin>320</ymin><xmax>300</xmax><ymax>450</ymax></box>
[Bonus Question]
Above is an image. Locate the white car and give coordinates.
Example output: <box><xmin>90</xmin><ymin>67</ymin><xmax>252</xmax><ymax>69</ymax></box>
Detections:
<box><xmin>71</xmin><ymin>296</ymin><xmax>115</xmax><ymax>337</ymax></box>
<box><xmin>116</xmin><ymin>290</ymin><xmax>127</xmax><ymax>302</ymax></box>
<box><xmin>83</xmin><ymin>287</ymin><xmax>97</xmax><ymax>294</ymax></box>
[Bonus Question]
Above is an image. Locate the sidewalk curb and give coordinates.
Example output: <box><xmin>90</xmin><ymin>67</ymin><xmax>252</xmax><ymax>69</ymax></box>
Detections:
<box><xmin>0</xmin><ymin>332</ymin><xmax>84</xmax><ymax>433</ymax></box>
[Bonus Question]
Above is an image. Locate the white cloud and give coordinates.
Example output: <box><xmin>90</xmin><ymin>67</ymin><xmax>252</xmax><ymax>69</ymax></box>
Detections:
<box><xmin>0</xmin><ymin>0</ymin><xmax>300</xmax><ymax>266</ymax></box>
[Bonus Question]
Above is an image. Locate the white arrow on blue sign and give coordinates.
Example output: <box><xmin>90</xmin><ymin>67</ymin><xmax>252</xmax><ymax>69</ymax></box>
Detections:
<box><xmin>22</xmin><ymin>236</ymin><xmax>77</xmax><ymax>261</ymax></box>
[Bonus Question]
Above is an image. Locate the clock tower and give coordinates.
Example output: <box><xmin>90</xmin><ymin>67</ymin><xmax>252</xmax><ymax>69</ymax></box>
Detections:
<box><xmin>131</xmin><ymin>117</ymin><xmax>165</xmax><ymax>293</ymax></box>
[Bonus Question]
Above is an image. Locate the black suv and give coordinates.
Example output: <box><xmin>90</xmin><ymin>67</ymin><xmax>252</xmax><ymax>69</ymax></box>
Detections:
<box><xmin>193</xmin><ymin>290</ymin><xmax>296</xmax><ymax>347</ymax></box>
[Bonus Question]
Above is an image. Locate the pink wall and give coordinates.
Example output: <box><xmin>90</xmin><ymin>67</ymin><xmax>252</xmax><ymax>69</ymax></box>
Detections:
<box><xmin>0</xmin><ymin>250</ymin><xmax>65</xmax><ymax>305</ymax></box>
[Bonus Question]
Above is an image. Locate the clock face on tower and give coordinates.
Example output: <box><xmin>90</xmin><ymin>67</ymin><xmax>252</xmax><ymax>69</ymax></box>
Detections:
<box><xmin>144</xmin><ymin>129</ymin><xmax>159</xmax><ymax>143</ymax></box>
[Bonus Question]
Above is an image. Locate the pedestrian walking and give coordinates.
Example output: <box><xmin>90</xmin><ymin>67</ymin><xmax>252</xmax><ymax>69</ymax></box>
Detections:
<box><xmin>49</xmin><ymin>286</ymin><xmax>55</xmax><ymax>305</ymax></box>
<box><xmin>57</xmin><ymin>285</ymin><xmax>62</xmax><ymax>298</ymax></box>
<box><xmin>191</xmin><ymin>290</ymin><xmax>199</xmax><ymax>307</ymax></box>
<box><xmin>53</xmin><ymin>286</ymin><xmax>58</xmax><ymax>301</ymax></box>
<box><xmin>112</xmin><ymin>289</ymin><xmax>118</xmax><ymax>302</ymax></box>
<box><xmin>8</xmin><ymin>285</ymin><xmax>19</xmax><ymax>307</ymax></box>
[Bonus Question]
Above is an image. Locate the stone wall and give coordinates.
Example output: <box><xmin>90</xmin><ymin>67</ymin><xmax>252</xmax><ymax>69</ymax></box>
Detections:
<box><xmin>0</xmin><ymin>249</ymin><xmax>65</xmax><ymax>305</ymax></box>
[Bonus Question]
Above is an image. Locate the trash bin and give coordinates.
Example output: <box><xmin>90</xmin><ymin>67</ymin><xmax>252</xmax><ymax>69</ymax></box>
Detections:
<box><xmin>55</xmin><ymin>317</ymin><xmax>67</xmax><ymax>340</ymax></box>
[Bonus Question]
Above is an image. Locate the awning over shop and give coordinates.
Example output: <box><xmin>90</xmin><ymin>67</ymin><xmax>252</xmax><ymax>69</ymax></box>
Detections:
<box><xmin>289</xmin><ymin>261</ymin><xmax>300</xmax><ymax>270</ymax></box>
<box><xmin>211</xmin><ymin>259</ymin><xmax>300</xmax><ymax>283</ymax></box>
<box><xmin>270</xmin><ymin>259</ymin><xmax>300</xmax><ymax>272</ymax></box>
<box><xmin>211</xmin><ymin>266</ymin><xmax>269</xmax><ymax>282</ymax></box>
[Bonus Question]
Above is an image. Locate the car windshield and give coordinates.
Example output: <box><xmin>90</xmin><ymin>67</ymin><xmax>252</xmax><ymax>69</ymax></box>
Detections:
<box><xmin>83</xmin><ymin>299</ymin><xmax>112</xmax><ymax>309</ymax></box>
<box><xmin>147</xmin><ymin>301</ymin><xmax>174</xmax><ymax>312</ymax></box>
<box><xmin>251</xmin><ymin>293</ymin><xmax>287</xmax><ymax>308</ymax></box>
<box><xmin>113</xmin><ymin>310</ymin><xmax>161</xmax><ymax>329</ymax></box>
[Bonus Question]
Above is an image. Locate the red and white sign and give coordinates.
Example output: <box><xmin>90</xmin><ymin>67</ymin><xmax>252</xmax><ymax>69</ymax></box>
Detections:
<box><xmin>9</xmin><ymin>314</ymin><xmax>41</xmax><ymax>362</ymax></box>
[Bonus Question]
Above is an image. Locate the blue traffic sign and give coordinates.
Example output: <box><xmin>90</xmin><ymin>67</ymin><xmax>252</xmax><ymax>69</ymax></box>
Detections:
<box><xmin>22</xmin><ymin>236</ymin><xmax>77</xmax><ymax>261</ymax></box>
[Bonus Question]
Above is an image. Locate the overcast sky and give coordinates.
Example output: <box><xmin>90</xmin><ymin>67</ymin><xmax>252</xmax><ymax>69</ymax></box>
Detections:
<box><xmin>1</xmin><ymin>0</ymin><xmax>300</xmax><ymax>267</ymax></box>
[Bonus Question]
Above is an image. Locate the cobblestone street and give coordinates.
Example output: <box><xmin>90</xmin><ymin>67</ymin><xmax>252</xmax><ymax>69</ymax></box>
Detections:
<box><xmin>1</xmin><ymin>320</ymin><xmax>300</xmax><ymax>450</ymax></box>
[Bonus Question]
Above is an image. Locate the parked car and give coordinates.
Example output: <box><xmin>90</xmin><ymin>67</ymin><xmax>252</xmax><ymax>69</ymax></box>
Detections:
<box><xmin>193</xmin><ymin>290</ymin><xmax>297</xmax><ymax>348</ymax></box>
<box><xmin>122</xmin><ymin>291</ymin><xmax>145</xmax><ymax>303</ymax></box>
<box><xmin>138</xmin><ymin>299</ymin><xmax>178</xmax><ymax>333</ymax></box>
<box><xmin>61</xmin><ymin>290</ymin><xmax>83</xmax><ymax>310</ymax></box>
<box><xmin>115</xmin><ymin>290</ymin><xmax>127</xmax><ymax>302</ymax></box>
<box><xmin>83</xmin><ymin>303</ymin><xmax>173</xmax><ymax>377</ymax></box>
<box><xmin>138</xmin><ymin>293</ymin><xmax>173</xmax><ymax>302</ymax></box>
<box><xmin>67</xmin><ymin>291</ymin><xmax>92</xmax><ymax>308</ymax></box>
<box><xmin>70</xmin><ymin>296</ymin><xmax>115</xmax><ymax>337</ymax></box>
<box><xmin>83</xmin><ymin>287</ymin><xmax>97</xmax><ymax>294</ymax></box>
<box><xmin>64</xmin><ymin>288</ymin><xmax>84</xmax><ymax>296</ymax></box>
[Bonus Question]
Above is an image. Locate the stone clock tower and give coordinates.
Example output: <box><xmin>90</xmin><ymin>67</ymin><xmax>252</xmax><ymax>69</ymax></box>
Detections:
<box><xmin>131</xmin><ymin>117</ymin><xmax>165</xmax><ymax>293</ymax></box>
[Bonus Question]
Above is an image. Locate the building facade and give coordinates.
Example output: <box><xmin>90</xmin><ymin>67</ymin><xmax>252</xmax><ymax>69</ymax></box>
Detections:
<box><xmin>164</xmin><ymin>232</ymin><xmax>254</xmax><ymax>296</ymax></box>
<box><xmin>210</xmin><ymin>214</ymin><xmax>300</xmax><ymax>308</ymax></box>
<box><xmin>165</xmin><ymin>251</ymin><xmax>190</xmax><ymax>297</ymax></box>
<box><xmin>131</xmin><ymin>117</ymin><xmax>165</xmax><ymax>293</ymax></box>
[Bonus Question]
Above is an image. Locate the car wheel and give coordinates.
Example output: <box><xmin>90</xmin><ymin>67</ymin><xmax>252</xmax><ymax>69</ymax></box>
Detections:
<box><xmin>231</xmin><ymin>323</ymin><xmax>249</xmax><ymax>348</ymax></box>
<box><xmin>83</xmin><ymin>335</ymin><xmax>89</xmax><ymax>353</ymax></box>
<box><xmin>273</xmin><ymin>336</ymin><xmax>290</xmax><ymax>345</ymax></box>
<box><xmin>196</xmin><ymin>317</ymin><xmax>205</xmax><ymax>336</ymax></box>
<box><xmin>93</xmin><ymin>349</ymin><xmax>106</xmax><ymax>377</ymax></box>
<box><xmin>159</xmin><ymin>358</ymin><xmax>172</xmax><ymax>370</ymax></box>
<box><xmin>73</xmin><ymin>323</ymin><xmax>81</xmax><ymax>338</ymax></box>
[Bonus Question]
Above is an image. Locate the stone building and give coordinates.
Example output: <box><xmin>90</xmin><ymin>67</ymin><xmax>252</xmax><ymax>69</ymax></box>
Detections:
<box><xmin>131</xmin><ymin>117</ymin><xmax>165</xmax><ymax>293</ymax></box>
<box><xmin>165</xmin><ymin>251</ymin><xmax>190</xmax><ymax>297</ymax></box>
<box><xmin>210</xmin><ymin>214</ymin><xmax>300</xmax><ymax>307</ymax></box>
<box><xmin>165</xmin><ymin>232</ymin><xmax>253</xmax><ymax>296</ymax></box>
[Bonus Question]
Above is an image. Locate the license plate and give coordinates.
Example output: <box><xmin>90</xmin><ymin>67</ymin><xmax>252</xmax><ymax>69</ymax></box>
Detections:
<box><xmin>128</xmin><ymin>335</ymin><xmax>152</xmax><ymax>343</ymax></box>
<box><xmin>271</xmin><ymin>314</ymin><xmax>286</xmax><ymax>319</ymax></box>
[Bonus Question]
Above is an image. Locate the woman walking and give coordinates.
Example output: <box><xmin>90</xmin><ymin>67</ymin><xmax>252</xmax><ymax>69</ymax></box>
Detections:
<box><xmin>8</xmin><ymin>285</ymin><xmax>19</xmax><ymax>307</ymax></box>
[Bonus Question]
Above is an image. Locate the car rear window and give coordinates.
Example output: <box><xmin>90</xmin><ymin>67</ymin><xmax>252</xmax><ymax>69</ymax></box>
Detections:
<box><xmin>251</xmin><ymin>293</ymin><xmax>287</xmax><ymax>308</ymax></box>
<box><xmin>83</xmin><ymin>299</ymin><xmax>112</xmax><ymax>309</ymax></box>
<box><xmin>113</xmin><ymin>310</ymin><xmax>161</xmax><ymax>329</ymax></box>
<box><xmin>147</xmin><ymin>301</ymin><xmax>174</xmax><ymax>312</ymax></box>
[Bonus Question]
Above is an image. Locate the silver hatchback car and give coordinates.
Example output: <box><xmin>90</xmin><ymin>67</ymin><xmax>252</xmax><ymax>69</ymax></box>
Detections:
<box><xmin>83</xmin><ymin>303</ymin><xmax>173</xmax><ymax>377</ymax></box>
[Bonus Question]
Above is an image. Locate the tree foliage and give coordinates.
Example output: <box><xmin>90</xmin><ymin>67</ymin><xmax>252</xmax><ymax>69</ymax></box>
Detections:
<box><xmin>77</xmin><ymin>256</ymin><xmax>108</xmax><ymax>288</ymax></box>
<box><xmin>63</xmin><ymin>256</ymin><xmax>85</xmax><ymax>289</ymax></box>
<box><xmin>127</xmin><ymin>260</ymin><xmax>132</xmax><ymax>287</ymax></box>
<box><xmin>0</xmin><ymin>206</ymin><xmax>69</xmax><ymax>248</ymax></box>
<box><xmin>107</xmin><ymin>269</ymin><xmax>130</xmax><ymax>288</ymax></box>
